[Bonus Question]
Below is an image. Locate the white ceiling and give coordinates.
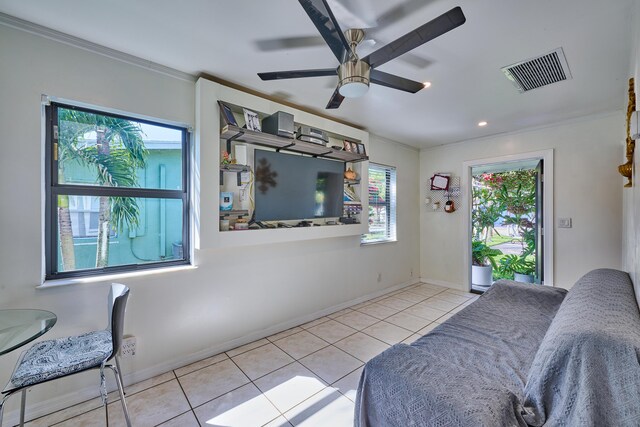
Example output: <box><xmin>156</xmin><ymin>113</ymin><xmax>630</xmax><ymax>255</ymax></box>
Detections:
<box><xmin>0</xmin><ymin>0</ymin><xmax>634</xmax><ymax>147</ymax></box>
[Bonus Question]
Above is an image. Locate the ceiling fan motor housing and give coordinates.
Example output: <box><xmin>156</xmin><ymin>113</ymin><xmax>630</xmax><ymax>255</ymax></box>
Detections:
<box><xmin>338</xmin><ymin>60</ymin><xmax>370</xmax><ymax>97</ymax></box>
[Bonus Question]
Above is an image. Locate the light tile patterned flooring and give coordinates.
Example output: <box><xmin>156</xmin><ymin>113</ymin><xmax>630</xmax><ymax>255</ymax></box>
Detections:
<box><xmin>25</xmin><ymin>283</ymin><xmax>478</xmax><ymax>427</ymax></box>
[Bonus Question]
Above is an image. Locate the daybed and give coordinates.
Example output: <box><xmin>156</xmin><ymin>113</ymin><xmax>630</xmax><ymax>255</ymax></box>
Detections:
<box><xmin>355</xmin><ymin>269</ymin><xmax>640</xmax><ymax>426</ymax></box>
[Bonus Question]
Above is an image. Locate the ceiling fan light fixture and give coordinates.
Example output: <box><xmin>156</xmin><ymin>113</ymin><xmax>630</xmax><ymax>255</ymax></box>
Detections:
<box><xmin>339</xmin><ymin>80</ymin><xmax>369</xmax><ymax>98</ymax></box>
<box><xmin>338</xmin><ymin>60</ymin><xmax>370</xmax><ymax>98</ymax></box>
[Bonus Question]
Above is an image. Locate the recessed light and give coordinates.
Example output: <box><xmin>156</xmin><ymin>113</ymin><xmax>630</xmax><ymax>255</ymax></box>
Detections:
<box><xmin>478</xmin><ymin>121</ymin><xmax>488</xmax><ymax>127</ymax></box>
<box><xmin>423</xmin><ymin>81</ymin><xmax>432</xmax><ymax>88</ymax></box>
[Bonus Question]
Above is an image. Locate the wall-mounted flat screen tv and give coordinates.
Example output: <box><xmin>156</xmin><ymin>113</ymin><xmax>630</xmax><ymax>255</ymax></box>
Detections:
<box><xmin>254</xmin><ymin>149</ymin><xmax>344</xmax><ymax>221</ymax></box>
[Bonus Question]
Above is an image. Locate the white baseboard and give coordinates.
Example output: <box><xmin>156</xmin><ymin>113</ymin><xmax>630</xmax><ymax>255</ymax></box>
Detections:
<box><xmin>4</xmin><ymin>277</ymin><xmax>419</xmax><ymax>425</ymax></box>
<box><xmin>419</xmin><ymin>277</ymin><xmax>467</xmax><ymax>291</ymax></box>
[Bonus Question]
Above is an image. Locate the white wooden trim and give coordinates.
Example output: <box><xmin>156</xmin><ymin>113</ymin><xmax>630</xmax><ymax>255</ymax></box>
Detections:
<box><xmin>461</xmin><ymin>149</ymin><xmax>554</xmax><ymax>290</ymax></box>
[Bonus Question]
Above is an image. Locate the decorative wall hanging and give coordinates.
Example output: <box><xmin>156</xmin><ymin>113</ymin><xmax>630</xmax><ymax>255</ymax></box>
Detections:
<box><xmin>426</xmin><ymin>174</ymin><xmax>460</xmax><ymax>213</ymax></box>
<box><xmin>618</xmin><ymin>77</ymin><xmax>635</xmax><ymax>187</ymax></box>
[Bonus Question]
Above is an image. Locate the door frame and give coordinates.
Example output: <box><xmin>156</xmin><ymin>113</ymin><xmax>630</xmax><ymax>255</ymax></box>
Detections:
<box><xmin>462</xmin><ymin>149</ymin><xmax>554</xmax><ymax>289</ymax></box>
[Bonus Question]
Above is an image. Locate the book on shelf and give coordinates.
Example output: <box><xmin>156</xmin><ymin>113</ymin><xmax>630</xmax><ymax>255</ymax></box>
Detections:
<box><xmin>343</xmin><ymin>186</ymin><xmax>360</xmax><ymax>203</ymax></box>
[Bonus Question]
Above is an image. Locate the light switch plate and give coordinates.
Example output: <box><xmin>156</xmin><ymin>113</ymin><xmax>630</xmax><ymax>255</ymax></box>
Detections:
<box><xmin>558</xmin><ymin>218</ymin><xmax>572</xmax><ymax>228</ymax></box>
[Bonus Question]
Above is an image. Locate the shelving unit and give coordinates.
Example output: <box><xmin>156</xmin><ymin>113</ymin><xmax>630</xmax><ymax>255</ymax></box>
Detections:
<box><xmin>221</xmin><ymin>124</ymin><xmax>368</xmax><ymax>163</ymax></box>
<box><xmin>195</xmin><ymin>78</ymin><xmax>370</xmax><ymax>247</ymax></box>
<box><xmin>220</xmin><ymin>209</ymin><xmax>249</xmax><ymax>219</ymax></box>
<box><xmin>220</xmin><ymin>164</ymin><xmax>251</xmax><ymax>186</ymax></box>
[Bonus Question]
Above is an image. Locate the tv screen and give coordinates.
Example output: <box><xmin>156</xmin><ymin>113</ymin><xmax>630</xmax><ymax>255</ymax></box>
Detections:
<box><xmin>254</xmin><ymin>149</ymin><xmax>344</xmax><ymax>221</ymax></box>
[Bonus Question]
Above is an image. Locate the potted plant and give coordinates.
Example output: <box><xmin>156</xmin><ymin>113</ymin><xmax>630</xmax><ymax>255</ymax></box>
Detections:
<box><xmin>498</xmin><ymin>254</ymin><xmax>535</xmax><ymax>283</ymax></box>
<box><xmin>471</xmin><ymin>241</ymin><xmax>502</xmax><ymax>288</ymax></box>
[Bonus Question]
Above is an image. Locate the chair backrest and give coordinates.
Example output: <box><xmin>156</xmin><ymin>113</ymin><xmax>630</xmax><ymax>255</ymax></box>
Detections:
<box><xmin>107</xmin><ymin>283</ymin><xmax>130</xmax><ymax>358</ymax></box>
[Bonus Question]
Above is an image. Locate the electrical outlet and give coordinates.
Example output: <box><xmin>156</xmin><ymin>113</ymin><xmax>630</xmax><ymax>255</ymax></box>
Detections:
<box><xmin>121</xmin><ymin>336</ymin><xmax>137</xmax><ymax>358</ymax></box>
<box><xmin>558</xmin><ymin>218</ymin><xmax>572</xmax><ymax>228</ymax></box>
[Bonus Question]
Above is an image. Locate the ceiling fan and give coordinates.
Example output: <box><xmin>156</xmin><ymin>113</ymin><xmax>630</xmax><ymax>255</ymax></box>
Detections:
<box><xmin>257</xmin><ymin>0</ymin><xmax>466</xmax><ymax>109</ymax></box>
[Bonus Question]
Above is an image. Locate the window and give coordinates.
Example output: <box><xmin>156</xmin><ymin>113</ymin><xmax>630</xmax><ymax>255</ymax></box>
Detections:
<box><xmin>45</xmin><ymin>102</ymin><xmax>190</xmax><ymax>279</ymax></box>
<box><xmin>362</xmin><ymin>163</ymin><xmax>396</xmax><ymax>244</ymax></box>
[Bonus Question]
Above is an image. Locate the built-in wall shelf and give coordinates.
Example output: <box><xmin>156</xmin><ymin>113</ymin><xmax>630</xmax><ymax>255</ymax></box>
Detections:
<box><xmin>220</xmin><ymin>164</ymin><xmax>251</xmax><ymax>186</ymax></box>
<box><xmin>221</xmin><ymin>124</ymin><xmax>368</xmax><ymax>163</ymax></box>
<box><xmin>194</xmin><ymin>77</ymin><xmax>370</xmax><ymax>249</ymax></box>
<box><xmin>220</xmin><ymin>209</ymin><xmax>249</xmax><ymax>219</ymax></box>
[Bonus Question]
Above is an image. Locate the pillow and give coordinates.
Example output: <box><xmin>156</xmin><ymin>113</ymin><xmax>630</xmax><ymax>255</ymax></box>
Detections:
<box><xmin>522</xmin><ymin>269</ymin><xmax>640</xmax><ymax>427</ymax></box>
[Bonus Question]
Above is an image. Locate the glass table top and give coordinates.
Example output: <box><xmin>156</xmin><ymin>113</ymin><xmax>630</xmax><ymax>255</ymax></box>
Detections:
<box><xmin>0</xmin><ymin>309</ymin><xmax>57</xmax><ymax>356</ymax></box>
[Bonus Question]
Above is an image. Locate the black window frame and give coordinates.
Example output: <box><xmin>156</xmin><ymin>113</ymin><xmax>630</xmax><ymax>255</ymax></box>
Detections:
<box><xmin>45</xmin><ymin>102</ymin><xmax>191</xmax><ymax>280</ymax></box>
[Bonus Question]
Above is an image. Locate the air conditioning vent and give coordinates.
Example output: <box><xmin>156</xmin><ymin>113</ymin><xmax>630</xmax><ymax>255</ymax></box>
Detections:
<box><xmin>501</xmin><ymin>48</ymin><xmax>572</xmax><ymax>93</ymax></box>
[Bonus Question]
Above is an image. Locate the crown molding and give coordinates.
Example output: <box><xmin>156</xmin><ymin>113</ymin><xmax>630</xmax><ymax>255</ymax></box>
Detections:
<box><xmin>0</xmin><ymin>12</ymin><xmax>195</xmax><ymax>82</ymax></box>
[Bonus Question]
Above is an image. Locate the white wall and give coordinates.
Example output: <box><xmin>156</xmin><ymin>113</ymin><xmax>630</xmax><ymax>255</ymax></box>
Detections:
<box><xmin>622</xmin><ymin>0</ymin><xmax>640</xmax><ymax>301</ymax></box>
<box><xmin>0</xmin><ymin>24</ymin><xmax>420</xmax><ymax>420</ymax></box>
<box><xmin>420</xmin><ymin>112</ymin><xmax>625</xmax><ymax>290</ymax></box>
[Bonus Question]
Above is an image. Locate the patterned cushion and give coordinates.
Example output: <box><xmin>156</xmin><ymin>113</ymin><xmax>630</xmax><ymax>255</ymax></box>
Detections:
<box><xmin>11</xmin><ymin>330</ymin><xmax>113</xmax><ymax>388</ymax></box>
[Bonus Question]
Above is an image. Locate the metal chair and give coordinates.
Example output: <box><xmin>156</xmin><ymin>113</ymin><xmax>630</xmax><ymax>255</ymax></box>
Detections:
<box><xmin>0</xmin><ymin>284</ymin><xmax>132</xmax><ymax>426</ymax></box>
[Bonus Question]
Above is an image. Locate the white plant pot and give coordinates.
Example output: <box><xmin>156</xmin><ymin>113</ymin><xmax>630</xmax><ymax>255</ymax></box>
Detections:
<box><xmin>472</xmin><ymin>265</ymin><xmax>493</xmax><ymax>288</ymax></box>
<box><xmin>514</xmin><ymin>273</ymin><xmax>535</xmax><ymax>283</ymax></box>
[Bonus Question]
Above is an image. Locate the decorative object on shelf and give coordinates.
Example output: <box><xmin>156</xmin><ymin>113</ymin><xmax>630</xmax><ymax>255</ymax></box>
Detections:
<box><xmin>344</xmin><ymin>168</ymin><xmax>357</xmax><ymax>180</ymax></box>
<box><xmin>221</xmin><ymin>150</ymin><xmax>232</xmax><ymax>165</ymax></box>
<box><xmin>218</xmin><ymin>101</ymin><xmax>238</xmax><ymax>126</ymax></box>
<box><xmin>220</xmin><ymin>192</ymin><xmax>233</xmax><ymax>211</ymax></box>
<box><xmin>339</xmin><ymin>216</ymin><xmax>359</xmax><ymax>224</ymax></box>
<box><xmin>243</xmin><ymin>108</ymin><xmax>261</xmax><ymax>131</ymax></box>
<box><xmin>432</xmin><ymin>201</ymin><xmax>440</xmax><ymax>210</ymax></box>
<box><xmin>618</xmin><ymin>77</ymin><xmax>635</xmax><ymax>187</ymax></box>
<box><xmin>234</xmin><ymin>218</ymin><xmax>249</xmax><ymax>230</ymax></box>
<box><xmin>344</xmin><ymin>140</ymin><xmax>354</xmax><ymax>152</ymax></box>
<box><xmin>331</xmin><ymin>145</ymin><xmax>343</xmax><ymax>151</ymax></box>
<box><xmin>262</xmin><ymin>111</ymin><xmax>294</xmax><ymax>138</ymax></box>
<box><xmin>344</xmin><ymin>185</ymin><xmax>360</xmax><ymax>203</ymax></box>
<box><xmin>430</xmin><ymin>173</ymin><xmax>450</xmax><ymax>190</ymax></box>
<box><xmin>424</xmin><ymin>197</ymin><xmax>431</xmax><ymax>205</ymax></box>
<box><xmin>220</xmin><ymin>219</ymin><xmax>230</xmax><ymax>231</ymax></box>
<box><xmin>296</xmin><ymin>125</ymin><xmax>328</xmax><ymax>146</ymax></box>
<box><xmin>356</xmin><ymin>142</ymin><xmax>367</xmax><ymax>155</ymax></box>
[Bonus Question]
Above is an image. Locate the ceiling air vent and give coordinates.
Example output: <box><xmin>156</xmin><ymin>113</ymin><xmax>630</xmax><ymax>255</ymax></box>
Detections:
<box><xmin>501</xmin><ymin>48</ymin><xmax>572</xmax><ymax>93</ymax></box>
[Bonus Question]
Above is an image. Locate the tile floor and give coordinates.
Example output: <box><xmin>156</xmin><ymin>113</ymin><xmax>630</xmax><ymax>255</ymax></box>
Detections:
<box><xmin>25</xmin><ymin>283</ymin><xmax>478</xmax><ymax>427</ymax></box>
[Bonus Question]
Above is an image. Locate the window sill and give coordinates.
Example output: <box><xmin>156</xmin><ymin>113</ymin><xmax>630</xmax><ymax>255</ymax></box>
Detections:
<box><xmin>360</xmin><ymin>239</ymin><xmax>397</xmax><ymax>246</ymax></box>
<box><xmin>38</xmin><ymin>264</ymin><xmax>197</xmax><ymax>289</ymax></box>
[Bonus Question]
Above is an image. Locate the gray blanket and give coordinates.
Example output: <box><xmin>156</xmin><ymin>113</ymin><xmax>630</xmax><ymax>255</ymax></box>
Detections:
<box><xmin>355</xmin><ymin>280</ymin><xmax>567</xmax><ymax>427</ymax></box>
<box><xmin>522</xmin><ymin>269</ymin><xmax>640</xmax><ymax>427</ymax></box>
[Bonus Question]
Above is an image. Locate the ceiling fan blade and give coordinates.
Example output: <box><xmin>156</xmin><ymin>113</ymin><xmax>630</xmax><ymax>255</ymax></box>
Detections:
<box><xmin>362</xmin><ymin>6</ymin><xmax>466</xmax><ymax>69</ymax></box>
<box><xmin>254</xmin><ymin>36</ymin><xmax>326</xmax><ymax>52</ymax></box>
<box><xmin>299</xmin><ymin>0</ymin><xmax>352</xmax><ymax>62</ymax></box>
<box><xmin>370</xmin><ymin>70</ymin><xmax>424</xmax><ymax>93</ymax></box>
<box><xmin>326</xmin><ymin>87</ymin><xmax>345</xmax><ymax>109</ymax></box>
<box><xmin>258</xmin><ymin>68</ymin><xmax>338</xmax><ymax>80</ymax></box>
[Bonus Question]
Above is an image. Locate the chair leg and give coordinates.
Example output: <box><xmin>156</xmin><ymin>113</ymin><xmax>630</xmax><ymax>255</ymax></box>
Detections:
<box><xmin>19</xmin><ymin>389</ymin><xmax>26</xmax><ymax>427</ymax></box>
<box><xmin>0</xmin><ymin>393</ymin><xmax>7</xmax><ymax>427</ymax></box>
<box><xmin>108</xmin><ymin>365</ymin><xmax>131</xmax><ymax>427</ymax></box>
<box><xmin>114</xmin><ymin>354</ymin><xmax>125</xmax><ymax>395</ymax></box>
<box><xmin>0</xmin><ymin>389</ymin><xmax>21</xmax><ymax>427</ymax></box>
